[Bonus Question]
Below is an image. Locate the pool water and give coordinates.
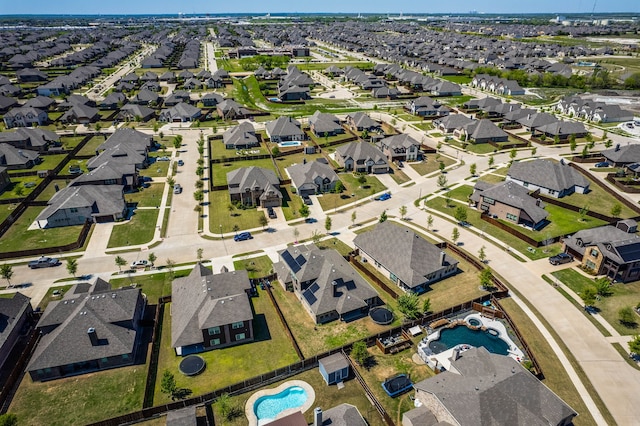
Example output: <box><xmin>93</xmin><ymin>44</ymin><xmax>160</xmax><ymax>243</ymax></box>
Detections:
<box><xmin>254</xmin><ymin>386</ymin><xmax>308</xmax><ymax>421</ymax></box>
<box><xmin>428</xmin><ymin>325</ymin><xmax>509</xmax><ymax>355</ymax></box>
<box><xmin>278</xmin><ymin>141</ymin><xmax>302</xmax><ymax>147</ymax></box>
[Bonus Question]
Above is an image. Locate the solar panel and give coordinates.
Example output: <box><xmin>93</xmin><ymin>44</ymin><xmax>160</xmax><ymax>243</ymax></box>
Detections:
<box><xmin>616</xmin><ymin>242</ymin><xmax>640</xmax><ymax>262</ymax></box>
<box><xmin>303</xmin><ymin>289</ymin><xmax>317</xmax><ymax>305</ymax></box>
<box><xmin>295</xmin><ymin>254</ymin><xmax>307</xmax><ymax>267</ymax></box>
<box><xmin>309</xmin><ymin>282</ymin><xmax>319</xmax><ymax>293</ymax></box>
<box><xmin>281</xmin><ymin>251</ymin><xmax>301</xmax><ymax>273</ymax></box>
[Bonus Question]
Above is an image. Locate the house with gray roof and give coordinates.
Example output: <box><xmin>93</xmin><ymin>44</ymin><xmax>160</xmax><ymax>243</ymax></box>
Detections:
<box><xmin>377</xmin><ymin>134</ymin><xmax>421</xmax><ymax>162</ymax></box>
<box><xmin>335</xmin><ymin>141</ymin><xmax>389</xmax><ymax>174</ymax></box>
<box><xmin>0</xmin><ymin>292</ymin><xmax>32</xmax><ymax>373</ymax></box>
<box><xmin>36</xmin><ymin>185</ymin><xmax>126</xmax><ymax>228</ymax></box>
<box><xmin>131</xmin><ymin>89</ymin><xmax>159</xmax><ymax>106</ymax></box>
<box><xmin>60</xmin><ymin>104</ymin><xmax>99</xmax><ymax>124</ymax></box>
<box><xmin>345</xmin><ymin>112</ymin><xmax>382</xmax><ymax>133</ymax></box>
<box><xmin>266</xmin><ymin>116</ymin><xmax>305</xmax><ymax>143</ymax></box>
<box><xmin>216</xmin><ymin>99</ymin><xmax>252</xmax><ymax>120</ymax></box>
<box><xmin>273</xmin><ymin>244</ymin><xmax>380</xmax><ymax>324</ymax></box>
<box><xmin>0</xmin><ymin>144</ymin><xmax>39</xmax><ymax>169</ymax></box>
<box><xmin>602</xmin><ymin>143</ymin><xmax>640</xmax><ymax>167</ymax></box>
<box><xmin>3</xmin><ymin>107</ymin><xmax>48</xmax><ymax>129</ymax></box>
<box><xmin>71</xmin><ymin>162</ymin><xmax>138</xmax><ymax>191</ymax></box>
<box><xmin>457</xmin><ymin>119</ymin><xmax>509</xmax><ymax>144</ymax></box>
<box><xmin>98</xmin><ymin>128</ymin><xmax>153</xmax><ymax>156</ymax></box>
<box><xmin>27</xmin><ymin>279</ymin><xmax>145</xmax><ymax>381</ymax></box>
<box><xmin>434</xmin><ymin>114</ymin><xmax>474</xmax><ymax>134</ymax></box>
<box><xmin>159</xmin><ymin>102</ymin><xmax>202</xmax><ymax>123</ymax></box>
<box><xmin>202</xmin><ymin>93</ymin><xmax>224</xmax><ymax>108</ymax></box>
<box><xmin>405</xmin><ymin>347</ymin><xmax>576</xmax><ymax>426</ymax></box>
<box><xmin>89</xmin><ymin>142</ymin><xmax>148</xmax><ymax>171</ymax></box>
<box><xmin>563</xmin><ymin>222</ymin><xmax>640</xmax><ymax>282</ymax></box>
<box><xmin>286</xmin><ymin>159</ymin><xmax>340</xmax><ymax>196</ymax></box>
<box><xmin>227</xmin><ymin>166</ymin><xmax>282</xmax><ymax>208</ymax></box>
<box><xmin>308</xmin><ymin>111</ymin><xmax>344</xmax><ymax>137</ymax></box>
<box><xmin>470</xmin><ymin>180</ymin><xmax>548</xmax><ymax>230</ymax></box>
<box><xmin>223</xmin><ymin>122</ymin><xmax>259</xmax><ymax>150</ymax></box>
<box><xmin>507</xmin><ymin>159</ymin><xmax>589</xmax><ymax>198</ymax></box>
<box><xmin>99</xmin><ymin>92</ymin><xmax>127</xmax><ymax>110</ymax></box>
<box><xmin>406</xmin><ymin>96</ymin><xmax>451</xmax><ymax>118</ymax></box>
<box><xmin>317</xmin><ymin>404</ymin><xmax>367</xmax><ymax>426</ymax></box>
<box><xmin>117</xmin><ymin>104</ymin><xmax>155</xmax><ymax>122</ymax></box>
<box><xmin>24</xmin><ymin>96</ymin><xmax>56</xmax><ymax>110</ymax></box>
<box><xmin>534</xmin><ymin>121</ymin><xmax>587</xmax><ymax>140</ymax></box>
<box><xmin>0</xmin><ymin>128</ymin><xmax>59</xmax><ymax>152</ymax></box>
<box><xmin>171</xmin><ymin>264</ymin><xmax>254</xmax><ymax>355</ymax></box>
<box><xmin>0</xmin><ymin>96</ymin><xmax>18</xmax><ymax>112</ymax></box>
<box><xmin>354</xmin><ymin>221</ymin><xmax>459</xmax><ymax>294</ymax></box>
<box><xmin>517</xmin><ymin>112</ymin><xmax>558</xmax><ymax>132</ymax></box>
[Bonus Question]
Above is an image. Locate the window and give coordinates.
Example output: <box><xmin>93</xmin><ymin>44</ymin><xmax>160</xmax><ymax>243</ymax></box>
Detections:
<box><xmin>70</xmin><ymin>208</ymin><xmax>78</xmax><ymax>213</ymax></box>
<box><xmin>208</xmin><ymin>326</ymin><xmax>220</xmax><ymax>335</ymax></box>
<box><xmin>585</xmin><ymin>260</ymin><xmax>596</xmax><ymax>270</ymax></box>
<box><xmin>101</xmin><ymin>358</ymin><xmax>108</xmax><ymax>363</ymax></box>
<box><xmin>209</xmin><ymin>338</ymin><xmax>220</xmax><ymax>346</ymax></box>
<box><xmin>590</xmin><ymin>249</ymin><xmax>599</xmax><ymax>258</ymax></box>
<box><xmin>232</xmin><ymin>321</ymin><xmax>244</xmax><ymax>329</ymax></box>
<box><xmin>483</xmin><ymin>197</ymin><xmax>495</xmax><ymax>205</ymax></box>
<box><xmin>235</xmin><ymin>333</ymin><xmax>246</xmax><ymax>341</ymax></box>
<box><xmin>506</xmin><ymin>213</ymin><xmax>518</xmax><ymax>222</ymax></box>
<box><xmin>122</xmin><ymin>354</ymin><xmax>129</xmax><ymax>360</ymax></box>
<box><xmin>390</xmin><ymin>273</ymin><xmax>398</xmax><ymax>283</ymax></box>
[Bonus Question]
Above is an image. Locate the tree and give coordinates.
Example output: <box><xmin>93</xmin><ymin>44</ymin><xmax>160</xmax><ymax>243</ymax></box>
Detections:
<box><xmin>422</xmin><ymin>297</ymin><xmax>432</xmax><ymax>314</ymax></box>
<box><xmin>397</xmin><ymin>292</ymin><xmax>420</xmax><ymax>320</ymax></box>
<box><xmin>271</xmin><ymin>146</ymin><xmax>280</xmax><ymax>157</ymax></box>
<box><xmin>357</xmin><ymin>175</ymin><xmax>367</xmax><ymax>186</ymax></box>
<box><xmin>488</xmin><ymin>155</ymin><xmax>495</xmax><ymax>168</ymax></box>
<box><xmin>193</xmin><ymin>190</ymin><xmax>204</xmax><ymax>203</ymax></box>
<box><xmin>351</xmin><ymin>211</ymin><xmax>357</xmax><ymax>226</ymax></box>
<box><xmin>451</xmin><ymin>227</ymin><xmax>460</xmax><ymax>245</ymax></box>
<box><xmin>469</xmin><ymin>163</ymin><xmax>477</xmax><ymax>176</ymax></box>
<box><xmin>619</xmin><ymin>306</ymin><xmax>637</xmax><ymax>327</ymax></box>
<box><xmin>232</xmin><ymin>224</ymin><xmax>240</xmax><ymax>235</ymax></box>
<box><xmin>66</xmin><ymin>258</ymin><xmax>78</xmax><ymax>277</ymax></box>
<box><xmin>148</xmin><ymin>252</ymin><xmax>157</xmax><ymax>267</ymax></box>
<box><xmin>297</xmin><ymin>202</ymin><xmax>309</xmax><ymax>218</ymax></box>
<box><xmin>334</xmin><ymin>181</ymin><xmax>344</xmax><ymax>193</ymax></box>
<box><xmin>579</xmin><ymin>204</ymin><xmax>589</xmax><ymax>222</ymax></box>
<box><xmin>379</xmin><ymin>210</ymin><xmax>387</xmax><ymax>223</ymax></box>
<box><xmin>604</xmin><ymin>139</ymin><xmax>613</xmax><ymax>149</ymax></box>
<box><xmin>311</xmin><ymin>229</ymin><xmax>322</xmax><ymax>245</ymax></box>
<box><xmin>581</xmin><ymin>286</ymin><xmax>597</xmax><ymax>307</ymax></box>
<box><xmin>611</xmin><ymin>203</ymin><xmax>622</xmax><ymax>218</ymax></box>
<box><xmin>0</xmin><ymin>264</ymin><xmax>13</xmax><ymax>287</ymax></box>
<box><xmin>427</xmin><ymin>214</ymin><xmax>434</xmax><ymax>230</ymax></box>
<box><xmin>293</xmin><ymin>227</ymin><xmax>300</xmax><ymax>243</ymax></box>
<box><xmin>531</xmin><ymin>146</ymin><xmax>537</xmax><ymax>157</ymax></box>
<box><xmin>160</xmin><ymin>369</ymin><xmax>177</xmax><ymax>398</ymax></box>
<box><xmin>478</xmin><ymin>246</ymin><xmax>487</xmax><ymax>263</ymax></box>
<box><xmin>196</xmin><ymin>248</ymin><xmax>203</xmax><ymax>262</ymax></box>
<box><xmin>216</xmin><ymin>392</ymin><xmax>242</xmax><ymax>421</ymax></box>
<box><xmin>159</xmin><ymin>131</ymin><xmax>164</xmax><ymax>140</ymax></box>
<box><xmin>114</xmin><ymin>256</ymin><xmax>127</xmax><ymax>272</ymax></box>
<box><xmin>454</xmin><ymin>206</ymin><xmax>467</xmax><ymax>224</ymax></box>
<box><xmin>13</xmin><ymin>185</ymin><xmax>23</xmax><ymax>197</ymax></box>
<box><xmin>509</xmin><ymin>148</ymin><xmax>517</xmax><ymax>162</ymax></box>
<box><xmin>351</xmin><ymin>341</ymin><xmax>369</xmax><ymax>366</ymax></box>
<box><xmin>324</xmin><ymin>216</ymin><xmax>332</xmax><ymax>234</ymax></box>
<box><xmin>439</xmin><ymin>161</ymin><xmax>445</xmax><ymax>173</ymax></box>
<box><xmin>479</xmin><ymin>267</ymin><xmax>494</xmax><ymax>290</ymax></box>
<box><xmin>165</xmin><ymin>258</ymin><xmax>176</xmax><ymax>280</ymax></box>
<box><xmin>629</xmin><ymin>335</ymin><xmax>640</xmax><ymax>355</ymax></box>
<box><xmin>172</xmin><ymin>136</ymin><xmax>182</xmax><ymax>149</ymax></box>
<box><xmin>95</xmin><ymin>122</ymin><xmax>102</xmax><ymax>132</ymax></box>
<box><xmin>259</xmin><ymin>214</ymin><xmax>269</xmax><ymax>230</ymax></box>
<box><xmin>361</xmin><ymin>129</ymin><xmax>369</xmax><ymax>140</ymax></box>
<box><xmin>569</xmin><ymin>138</ymin><xmax>577</xmax><ymax>153</ymax></box>
<box><xmin>0</xmin><ymin>414</ymin><xmax>18</xmax><ymax>426</ymax></box>
<box><xmin>399</xmin><ymin>205</ymin><xmax>407</xmax><ymax>220</ymax></box>
<box><xmin>437</xmin><ymin>174</ymin><xmax>448</xmax><ymax>188</ymax></box>
<box><xmin>195</xmin><ymin>179</ymin><xmax>204</xmax><ymax>190</ymax></box>
<box><xmin>195</xmin><ymin>166</ymin><xmax>204</xmax><ymax>178</ymax></box>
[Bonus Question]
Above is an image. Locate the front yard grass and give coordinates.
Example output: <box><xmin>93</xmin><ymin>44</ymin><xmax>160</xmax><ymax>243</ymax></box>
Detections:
<box><xmin>317</xmin><ymin>173</ymin><xmax>386</xmax><ymax>211</ymax></box>
<box><xmin>8</xmin><ymin>363</ymin><xmax>147</xmax><ymax>426</ymax></box>
<box><xmin>273</xmin><ymin>151</ymin><xmax>325</xmax><ymax>177</ymax></box>
<box><xmin>280</xmin><ymin>185</ymin><xmax>304</xmax><ymax>221</ymax></box>
<box><xmin>0</xmin><ymin>206</ymin><xmax>84</xmax><ymax>254</ymax></box>
<box><xmin>551</xmin><ymin>269</ymin><xmax>640</xmax><ymax>336</ymax></box>
<box><xmin>409</xmin><ymin>156</ymin><xmax>455</xmax><ymax>176</ymax></box>
<box><xmin>153</xmin><ymin>288</ymin><xmax>299</xmax><ymax>404</ymax></box>
<box><xmin>27</xmin><ymin>154</ymin><xmax>67</xmax><ymax>172</ymax></box>
<box><xmin>232</xmin><ymin>255</ymin><xmax>273</xmax><ymax>279</ymax></box>
<box><xmin>389</xmin><ymin>167</ymin><xmax>411</xmax><ymax>185</ymax></box>
<box><xmin>34</xmin><ymin>180</ymin><xmax>68</xmax><ymax>202</ymax></box>
<box><xmin>140</xmin><ymin>160</ymin><xmax>170</xmax><ymax>179</ymax></box>
<box><xmin>59</xmin><ymin>136</ymin><xmax>85</xmax><ymax>150</ymax></box>
<box><xmin>107</xmin><ymin>209</ymin><xmax>159</xmax><ymax>248</ymax></box>
<box><xmin>76</xmin><ymin>135</ymin><xmax>107</xmax><ymax>156</ymax></box>
<box><xmin>125</xmin><ymin>183</ymin><xmax>165</xmax><ymax>208</ymax></box>
<box><xmin>208</xmin><ymin>190</ymin><xmax>266</xmax><ymax>233</ymax></box>
<box><xmin>211</xmin><ymin>157</ymin><xmax>276</xmax><ymax>186</ymax></box>
<box><xmin>0</xmin><ymin>176</ymin><xmax>42</xmax><ymax>200</ymax></box>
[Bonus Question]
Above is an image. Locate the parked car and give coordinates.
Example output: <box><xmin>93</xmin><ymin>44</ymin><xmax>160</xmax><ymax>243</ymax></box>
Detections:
<box><xmin>594</xmin><ymin>161</ymin><xmax>610</xmax><ymax>168</ymax></box>
<box><xmin>173</xmin><ymin>184</ymin><xmax>182</xmax><ymax>194</ymax></box>
<box><xmin>130</xmin><ymin>260</ymin><xmax>148</xmax><ymax>269</ymax></box>
<box><xmin>305</xmin><ymin>217</ymin><xmax>317</xmax><ymax>223</ymax></box>
<box><xmin>549</xmin><ymin>253</ymin><xmax>573</xmax><ymax>265</ymax></box>
<box><xmin>234</xmin><ymin>232</ymin><xmax>253</xmax><ymax>242</ymax></box>
<box><xmin>302</xmin><ymin>195</ymin><xmax>312</xmax><ymax>205</ymax></box>
<box><xmin>68</xmin><ymin>165</ymin><xmax>82</xmax><ymax>174</ymax></box>
<box><xmin>28</xmin><ymin>256</ymin><xmax>61</xmax><ymax>269</ymax></box>
<box><xmin>156</xmin><ymin>156</ymin><xmax>170</xmax><ymax>162</ymax></box>
<box><xmin>375</xmin><ymin>192</ymin><xmax>392</xmax><ymax>201</ymax></box>
<box><xmin>177</xmin><ymin>159</ymin><xmax>184</xmax><ymax>166</ymax></box>
<box><xmin>267</xmin><ymin>207</ymin><xmax>277</xmax><ymax>219</ymax></box>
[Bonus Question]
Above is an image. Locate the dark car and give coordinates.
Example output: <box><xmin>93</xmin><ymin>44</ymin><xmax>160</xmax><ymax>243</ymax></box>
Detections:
<box><xmin>267</xmin><ymin>207</ymin><xmax>276</xmax><ymax>219</ymax></box>
<box><xmin>594</xmin><ymin>161</ymin><xmax>610</xmax><ymax>168</ymax></box>
<box><xmin>549</xmin><ymin>253</ymin><xmax>573</xmax><ymax>265</ymax></box>
<box><xmin>305</xmin><ymin>217</ymin><xmax>317</xmax><ymax>223</ymax></box>
<box><xmin>375</xmin><ymin>192</ymin><xmax>392</xmax><ymax>201</ymax></box>
<box><xmin>302</xmin><ymin>195</ymin><xmax>312</xmax><ymax>205</ymax></box>
<box><xmin>28</xmin><ymin>256</ymin><xmax>61</xmax><ymax>269</ymax></box>
<box><xmin>234</xmin><ymin>232</ymin><xmax>253</xmax><ymax>242</ymax></box>
<box><xmin>177</xmin><ymin>159</ymin><xmax>184</xmax><ymax>166</ymax></box>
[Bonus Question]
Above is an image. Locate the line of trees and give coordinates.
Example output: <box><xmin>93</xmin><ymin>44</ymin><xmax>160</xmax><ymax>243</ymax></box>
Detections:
<box><xmin>470</xmin><ymin>66</ymin><xmax>615</xmax><ymax>90</ymax></box>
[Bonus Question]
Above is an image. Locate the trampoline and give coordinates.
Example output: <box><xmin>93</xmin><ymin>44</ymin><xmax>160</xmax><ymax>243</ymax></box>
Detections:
<box><xmin>179</xmin><ymin>355</ymin><xmax>206</xmax><ymax>376</ymax></box>
<box><xmin>382</xmin><ymin>374</ymin><xmax>413</xmax><ymax>397</ymax></box>
<box><xmin>369</xmin><ymin>307</ymin><xmax>394</xmax><ymax>325</ymax></box>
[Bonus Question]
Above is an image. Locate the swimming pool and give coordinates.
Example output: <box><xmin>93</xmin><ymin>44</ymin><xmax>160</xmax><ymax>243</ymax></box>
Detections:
<box><xmin>254</xmin><ymin>386</ymin><xmax>308</xmax><ymax>422</ymax></box>
<box><xmin>278</xmin><ymin>141</ymin><xmax>302</xmax><ymax>147</ymax></box>
<box><xmin>428</xmin><ymin>325</ymin><xmax>509</xmax><ymax>355</ymax></box>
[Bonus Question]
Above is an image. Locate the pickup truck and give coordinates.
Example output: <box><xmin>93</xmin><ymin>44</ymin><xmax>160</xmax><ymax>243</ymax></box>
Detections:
<box><xmin>28</xmin><ymin>256</ymin><xmax>61</xmax><ymax>269</ymax></box>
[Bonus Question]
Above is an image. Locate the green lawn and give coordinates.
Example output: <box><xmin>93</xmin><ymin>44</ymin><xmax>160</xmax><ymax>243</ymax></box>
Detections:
<box><xmin>409</xmin><ymin>156</ymin><xmax>456</xmax><ymax>176</ymax></box>
<box><xmin>140</xmin><ymin>159</ymin><xmax>170</xmax><ymax>178</ymax></box>
<box><xmin>441</xmin><ymin>75</ymin><xmax>473</xmax><ymax>84</ymax></box>
<box><xmin>477</xmin><ymin>173</ymin><xmax>505</xmax><ymax>184</ymax></box>
<box><xmin>59</xmin><ymin>136</ymin><xmax>85</xmax><ymax>150</ymax></box>
<box><xmin>107</xmin><ymin>209</ymin><xmax>159</xmax><ymax>248</ymax></box>
<box><xmin>444</xmin><ymin>185</ymin><xmax>473</xmax><ymax>203</ymax></box>
<box><xmin>413</xmin><ymin>122</ymin><xmax>434</xmax><ymax>131</ymax></box>
<box><xmin>272</xmin><ymin>151</ymin><xmax>325</xmax><ymax>177</ymax></box>
<box><xmin>37</xmin><ymin>284</ymin><xmax>74</xmax><ymax>311</ymax></box>
<box><xmin>209</xmin><ymin>138</ymin><xmax>269</xmax><ymax>160</ymax></box>
<box><xmin>125</xmin><ymin>183</ymin><xmax>165</xmax><ymax>208</ymax></box>
<box><xmin>0</xmin><ymin>206</ymin><xmax>84</xmax><ymax>254</ymax></box>
<box><xmin>389</xmin><ymin>167</ymin><xmax>411</xmax><ymax>185</ymax></box>
<box><xmin>560</xmin><ymin>182</ymin><xmax>637</xmax><ymax>219</ymax></box>
<box><xmin>551</xmin><ymin>269</ymin><xmax>640</xmax><ymax>336</ymax></box>
<box><xmin>232</xmin><ymin>255</ymin><xmax>274</xmax><ymax>279</ymax></box>
<box><xmin>153</xmin><ymin>289</ymin><xmax>300</xmax><ymax>404</ymax></box>
<box><xmin>76</xmin><ymin>135</ymin><xmax>107</xmax><ymax>156</ymax></box>
<box><xmin>211</xmin><ymin>158</ymin><xmax>276</xmax><ymax>186</ymax></box>
<box><xmin>9</xmin><ymin>363</ymin><xmax>147</xmax><ymax>426</ymax></box>
<box><xmin>111</xmin><ymin>269</ymin><xmax>190</xmax><ymax>303</ymax></box>
<box><xmin>28</xmin><ymin>154</ymin><xmax>67</xmax><ymax>172</ymax></box>
<box><xmin>317</xmin><ymin>173</ymin><xmax>387</xmax><ymax>211</ymax></box>
<box><xmin>280</xmin><ymin>185</ymin><xmax>304</xmax><ymax>221</ymax></box>
<box><xmin>0</xmin><ymin>176</ymin><xmax>42</xmax><ymax>200</ymax></box>
<box><xmin>208</xmin><ymin>190</ymin><xmax>266</xmax><ymax>233</ymax></box>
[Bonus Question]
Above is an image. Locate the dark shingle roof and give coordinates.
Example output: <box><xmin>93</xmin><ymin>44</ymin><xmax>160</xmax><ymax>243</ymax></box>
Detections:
<box><xmin>507</xmin><ymin>159</ymin><xmax>589</xmax><ymax>192</ymax></box>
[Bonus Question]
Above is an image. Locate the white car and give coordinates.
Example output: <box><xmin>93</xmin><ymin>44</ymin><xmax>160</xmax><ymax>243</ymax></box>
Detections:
<box><xmin>130</xmin><ymin>260</ymin><xmax>148</xmax><ymax>269</ymax></box>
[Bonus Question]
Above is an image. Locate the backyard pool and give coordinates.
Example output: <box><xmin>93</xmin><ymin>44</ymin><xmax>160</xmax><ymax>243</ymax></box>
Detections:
<box><xmin>428</xmin><ymin>325</ymin><xmax>509</xmax><ymax>355</ymax></box>
<box><xmin>254</xmin><ymin>386</ymin><xmax>308</xmax><ymax>423</ymax></box>
<box><xmin>278</xmin><ymin>141</ymin><xmax>302</xmax><ymax>148</ymax></box>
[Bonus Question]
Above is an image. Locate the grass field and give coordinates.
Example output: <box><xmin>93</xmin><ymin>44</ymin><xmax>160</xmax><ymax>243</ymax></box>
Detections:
<box><xmin>76</xmin><ymin>135</ymin><xmax>107</xmax><ymax>156</ymax></box>
<box><xmin>211</xmin><ymin>158</ymin><xmax>277</xmax><ymax>186</ymax></box>
<box><xmin>409</xmin><ymin>156</ymin><xmax>456</xmax><ymax>176</ymax></box>
<box><xmin>280</xmin><ymin>185</ymin><xmax>304</xmax><ymax>221</ymax></box>
<box><xmin>107</xmin><ymin>209</ymin><xmax>159</xmax><ymax>248</ymax></box>
<box><xmin>232</xmin><ymin>255</ymin><xmax>273</xmax><ymax>279</ymax></box>
<box><xmin>125</xmin><ymin>183</ymin><xmax>165</xmax><ymax>208</ymax></box>
<box><xmin>317</xmin><ymin>173</ymin><xmax>386</xmax><ymax>211</ymax></box>
<box><xmin>208</xmin><ymin>190</ymin><xmax>266</xmax><ymax>234</ymax></box>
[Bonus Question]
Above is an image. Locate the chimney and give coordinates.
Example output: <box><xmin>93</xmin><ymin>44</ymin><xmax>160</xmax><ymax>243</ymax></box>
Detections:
<box><xmin>88</xmin><ymin>327</ymin><xmax>98</xmax><ymax>346</ymax></box>
<box><xmin>615</xmin><ymin>143</ymin><xmax>620</xmax><ymax>152</ymax></box>
<box><xmin>453</xmin><ymin>347</ymin><xmax>461</xmax><ymax>361</ymax></box>
<box><xmin>536</xmin><ymin>198</ymin><xmax>541</xmax><ymax>206</ymax></box>
<box><xmin>332</xmin><ymin>280</ymin><xmax>338</xmax><ymax>297</ymax></box>
<box><xmin>439</xmin><ymin>251</ymin><xmax>446</xmax><ymax>266</ymax></box>
<box><xmin>314</xmin><ymin>407</ymin><xmax>322</xmax><ymax>426</ymax></box>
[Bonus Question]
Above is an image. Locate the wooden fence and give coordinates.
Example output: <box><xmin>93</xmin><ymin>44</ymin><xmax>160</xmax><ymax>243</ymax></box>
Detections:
<box><xmin>480</xmin><ymin>213</ymin><xmax>548</xmax><ymax>248</ymax></box>
<box><xmin>0</xmin><ymin>220</ymin><xmax>93</xmax><ymax>260</ymax></box>
<box><xmin>0</xmin><ymin>326</ymin><xmax>40</xmax><ymax>413</ymax></box>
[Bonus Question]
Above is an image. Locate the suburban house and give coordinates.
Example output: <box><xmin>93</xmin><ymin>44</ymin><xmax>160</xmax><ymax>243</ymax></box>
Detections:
<box><xmin>334</xmin><ymin>141</ymin><xmax>389</xmax><ymax>174</ymax></box>
<box><xmin>376</xmin><ymin>134</ymin><xmax>421</xmax><ymax>162</ymax></box>
<box><xmin>3</xmin><ymin>107</ymin><xmax>49</xmax><ymax>128</ymax></box>
<box><xmin>506</xmin><ymin>159</ymin><xmax>589</xmax><ymax>198</ymax></box>
<box><xmin>602</xmin><ymin>144</ymin><xmax>640</xmax><ymax>167</ymax></box>
<box><xmin>406</xmin><ymin>96</ymin><xmax>451</xmax><ymax>118</ymax></box>
<box><xmin>557</xmin><ymin>96</ymin><xmax>634</xmax><ymax>123</ymax></box>
<box><xmin>0</xmin><ymin>292</ymin><xmax>32</xmax><ymax>372</ymax></box>
<box><xmin>533</xmin><ymin>120</ymin><xmax>588</xmax><ymax>140</ymax></box>
<box><xmin>89</xmin><ymin>143</ymin><xmax>148</xmax><ymax>171</ymax></box>
<box><xmin>517</xmin><ymin>112</ymin><xmax>558</xmax><ymax>132</ymax></box>
<box><xmin>345</xmin><ymin>112</ymin><xmax>382</xmax><ymax>133</ymax></box>
<box><xmin>286</xmin><ymin>159</ymin><xmax>340</xmax><ymax>196</ymax></box>
<box><xmin>403</xmin><ymin>347</ymin><xmax>577</xmax><ymax>426</ymax></box>
<box><xmin>456</xmin><ymin>119</ymin><xmax>509</xmax><ymax>144</ymax></box>
<box><xmin>36</xmin><ymin>185</ymin><xmax>126</xmax><ymax>228</ymax></box>
<box><xmin>171</xmin><ymin>264</ymin><xmax>254</xmax><ymax>355</ymax></box>
<box><xmin>27</xmin><ymin>279</ymin><xmax>146</xmax><ymax>381</ymax></box>
<box><xmin>227</xmin><ymin>166</ymin><xmax>282</xmax><ymax>208</ymax></box>
<box><xmin>159</xmin><ymin>102</ymin><xmax>202</xmax><ymax>122</ymax></box>
<box><xmin>265</xmin><ymin>116</ymin><xmax>305</xmax><ymax>143</ymax></box>
<box><xmin>97</xmin><ymin>128</ymin><xmax>154</xmax><ymax>156</ymax></box>
<box><xmin>434</xmin><ymin>114</ymin><xmax>474</xmax><ymax>134</ymax></box>
<box><xmin>372</xmin><ymin>87</ymin><xmax>400</xmax><ymax>99</ymax></box>
<box><xmin>273</xmin><ymin>244</ymin><xmax>381</xmax><ymax>324</ymax></box>
<box><xmin>354</xmin><ymin>221</ymin><xmax>459</xmax><ymax>294</ymax></box>
<box><xmin>470</xmin><ymin>181</ymin><xmax>549</xmax><ymax>230</ymax></box>
<box><xmin>0</xmin><ymin>96</ymin><xmax>18</xmax><ymax>112</ymax></box>
<box><xmin>99</xmin><ymin>92</ymin><xmax>127</xmax><ymax>110</ymax></box>
<box><xmin>0</xmin><ymin>144</ymin><xmax>40</xmax><ymax>169</ymax></box>
<box><xmin>216</xmin><ymin>99</ymin><xmax>252</xmax><ymax>120</ymax></box>
<box><xmin>308</xmin><ymin>111</ymin><xmax>344</xmax><ymax>137</ymax></box>
<box><xmin>71</xmin><ymin>162</ymin><xmax>138</xmax><ymax>191</ymax></box>
<box><xmin>318</xmin><ymin>352</ymin><xmax>350</xmax><ymax>385</ymax></box>
<box><xmin>563</xmin><ymin>221</ymin><xmax>640</xmax><ymax>282</ymax></box>
<box><xmin>223</xmin><ymin>122</ymin><xmax>259</xmax><ymax>150</ymax></box>
<box><xmin>202</xmin><ymin>93</ymin><xmax>224</xmax><ymax>108</ymax></box>
<box><xmin>118</xmin><ymin>104</ymin><xmax>155</xmax><ymax>122</ymax></box>
<box><xmin>60</xmin><ymin>104</ymin><xmax>99</xmax><ymax>124</ymax></box>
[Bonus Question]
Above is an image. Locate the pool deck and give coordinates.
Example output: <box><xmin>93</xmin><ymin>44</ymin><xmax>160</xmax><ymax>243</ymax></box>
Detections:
<box><xmin>245</xmin><ymin>380</ymin><xmax>316</xmax><ymax>426</ymax></box>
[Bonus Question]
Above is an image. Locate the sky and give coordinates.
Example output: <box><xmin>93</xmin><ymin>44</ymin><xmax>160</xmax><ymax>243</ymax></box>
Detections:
<box><xmin>2</xmin><ymin>0</ymin><xmax>639</xmax><ymax>15</ymax></box>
